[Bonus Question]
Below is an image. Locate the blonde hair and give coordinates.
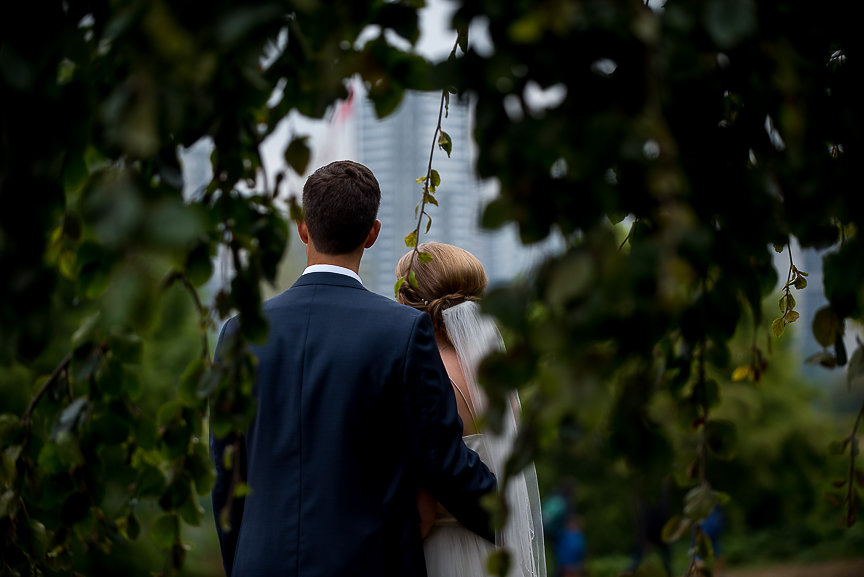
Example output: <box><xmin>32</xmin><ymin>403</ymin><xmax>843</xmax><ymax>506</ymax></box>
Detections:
<box><xmin>395</xmin><ymin>242</ymin><xmax>488</xmax><ymax>332</ymax></box>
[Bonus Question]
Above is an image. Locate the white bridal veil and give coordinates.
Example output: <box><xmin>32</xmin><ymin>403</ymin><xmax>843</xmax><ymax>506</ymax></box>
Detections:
<box><xmin>442</xmin><ymin>301</ymin><xmax>547</xmax><ymax>577</ymax></box>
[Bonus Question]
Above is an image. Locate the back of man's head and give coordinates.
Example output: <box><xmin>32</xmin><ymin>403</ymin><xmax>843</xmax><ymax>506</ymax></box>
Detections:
<box><xmin>302</xmin><ymin>160</ymin><xmax>381</xmax><ymax>255</ymax></box>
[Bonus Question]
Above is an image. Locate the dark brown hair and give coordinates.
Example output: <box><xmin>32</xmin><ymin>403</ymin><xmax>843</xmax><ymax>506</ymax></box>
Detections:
<box><xmin>302</xmin><ymin>160</ymin><xmax>381</xmax><ymax>255</ymax></box>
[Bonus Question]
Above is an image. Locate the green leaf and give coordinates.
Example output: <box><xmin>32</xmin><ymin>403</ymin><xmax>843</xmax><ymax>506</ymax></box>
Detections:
<box><xmin>52</xmin><ymin>397</ymin><xmax>90</xmax><ymax>439</ymax></box>
<box><xmin>1</xmin><ymin>445</ymin><xmax>21</xmax><ymax>486</ymax></box>
<box><xmin>424</xmin><ymin>193</ymin><xmax>438</xmax><ymax>206</ymax></box>
<box><xmin>404</xmin><ymin>231</ymin><xmax>417</xmax><ymax>248</ymax></box>
<box><xmin>417</xmin><ymin>251</ymin><xmax>433</xmax><ymax>264</ymax></box>
<box><xmin>37</xmin><ymin>443</ymin><xmax>64</xmax><ymax>475</ymax></box>
<box><xmin>70</xmin><ymin>345</ymin><xmax>101</xmax><ymax>385</ymax></box>
<box><xmin>771</xmin><ymin>317</ymin><xmax>785</xmax><ymax>337</ymax></box>
<box><xmin>157</xmin><ymin>400</ymin><xmax>183</xmax><ymax>428</ymax></box>
<box><xmin>71</xmin><ymin>312</ymin><xmax>101</xmax><ymax>349</ymax></box>
<box><xmin>828</xmin><ymin>439</ymin><xmax>849</xmax><ymax>455</ymax></box>
<box><xmin>22</xmin><ymin>518</ymin><xmax>48</xmax><ymax>562</ymax></box>
<box><xmin>793</xmin><ymin>274</ymin><xmax>808</xmax><ymax>290</ymax></box>
<box><xmin>438</xmin><ymin>131</ymin><xmax>452</xmax><ymax>157</ymax></box>
<box><xmin>369</xmin><ymin>79</ymin><xmax>405</xmax><ymax>118</ymax></box>
<box><xmin>198</xmin><ymin>365</ymin><xmax>225</xmax><ymax>399</ymax></box>
<box><xmin>96</xmin><ymin>358</ymin><xmax>124</xmax><ymax>396</ymax></box>
<box><xmin>481</xmin><ymin>491</ymin><xmax>508</xmax><ymax>532</ymax></box>
<box><xmin>119</xmin><ymin>512</ymin><xmax>141</xmax><ymax>540</ymax></box>
<box><xmin>234</xmin><ymin>482</ymin><xmax>253</xmax><ymax>497</ymax></box>
<box><xmin>149</xmin><ymin>513</ymin><xmax>177</xmax><ymax>550</ymax></box>
<box><xmin>188</xmin><ymin>443</ymin><xmax>216</xmax><ymax>496</ymax></box>
<box><xmin>179</xmin><ymin>359</ymin><xmax>208</xmax><ymax>406</ymax></box>
<box><xmin>705</xmin><ymin>0</ymin><xmax>757</xmax><ymax>49</ymax></box>
<box><xmin>731</xmin><ymin>365</ymin><xmax>751</xmax><ymax>381</ymax></box>
<box><xmin>695</xmin><ymin>528</ymin><xmax>715</xmax><ymax>566</ymax></box>
<box><xmin>91</xmin><ymin>412</ymin><xmax>130</xmax><ymax>444</ymax></box>
<box><xmin>61</xmin><ymin>491</ymin><xmax>90</xmax><ymax>525</ymax></box>
<box><xmin>186</xmin><ymin>243</ymin><xmax>214</xmax><ymax>287</ymax></box>
<box><xmin>812</xmin><ymin>306</ymin><xmax>841</xmax><ymax>348</ymax></box>
<box><xmin>55</xmin><ymin>431</ymin><xmax>85</xmax><ymax>467</ymax></box>
<box><xmin>179</xmin><ymin>493</ymin><xmax>205</xmax><ymax>526</ymax></box>
<box><xmin>705</xmin><ymin>419</ymin><xmax>738</xmax><ymax>460</ymax></box>
<box><xmin>661</xmin><ymin>515</ymin><xmax>692</xmax><ymax>543</ymax></box>
<box><xmin>288</xmin><ymin>196</ymin><xmax>304</xmax><ymax>222</ymax></box>
<box><xmin>221</xmin><ymin>443</ymin><xmax>235</xmax><ymax>470</ymax></box>
<box><xmin>486</xmin><ymin>549</ymin><xmax>511</xmax><ymax>577</ymax></box>
<box><xmin>430</xmin><ymin>169</ymin><xmax>440</xmax><ymax>189</ymax></box>
<box><xmin>0</xmin><ymin>414</ymin><xmax>22</xmax><ymax>442</ymax></box>
<box><xmin>0</xmin><ymin>489</ymin><xmax>17</xmax><ymax>519</ymax></box>
<box><xmin>284</xmin><ymin>136</ymin><xmax>311</xmax><ymax>176</ymax></box>
<box><xmin>805</xmin><ymin>351</ymin><xmax>836</xmax><ymax>368</ymax></box>
<box><xmin>684</xmin><ymin>484</ymin><xmax>716</xmax><ymax>521</ymax></box>
<box><xmin>394</xmin><ymin>277</ymin><xmax>405</xmax><ymax>298</ymax></box>
<box><xmin>848</xmin><ymin>344</ymin><xmax>864</xmax><ymax>389</ymax></box>
<box><xmin>835</xmin><ymin>333</ymin><xmax>848</xmax><ymax>366</ymax></box>
<box><xmin>409</xmin><ymin>269</ymin><xmax>417</xmax><ymax>288</ymax></box>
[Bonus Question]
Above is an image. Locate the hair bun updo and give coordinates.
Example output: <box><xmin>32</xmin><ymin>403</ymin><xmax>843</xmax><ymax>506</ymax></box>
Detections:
<box><xmin>395</xmin><ymin>242</ymin><xmax>488</xmax><ymax>334</ymax></box>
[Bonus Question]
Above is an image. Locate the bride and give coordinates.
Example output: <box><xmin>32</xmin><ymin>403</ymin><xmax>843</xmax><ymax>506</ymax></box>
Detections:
<box><xmin>396</xmin><ymin>242</ymin><xmax>546</xmax><ymax>577</ymax></box>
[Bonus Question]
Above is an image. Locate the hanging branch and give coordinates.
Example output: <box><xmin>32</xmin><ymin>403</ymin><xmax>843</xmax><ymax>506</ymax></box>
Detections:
<box><xmin>843</xmin><ymin>399</ymin><xmax>864</xmax><ymax>527</ymax></box>
<box><xmin>772</xmin><ymin>243</ymin><xmax>807</xmax><ymax>338</ymax></box>
<box><xmin>394</xmin><ymin>31</ymin><xmax>463</xmax><ymax>296</ymax></box>
<box><xmin>164</xmin><ymin>270</ymin><xmax>212</xmax><ymax>362</ymax></box>
<box><xmin>22</xmin><ymin>352</ymin><xmax>72</xmax><ymax>444</ymax></box>
<box><xmin>696</xmin><ymin>339</ymin><xmax>708</xmax><ymax>486</ymax></box>
<box><xmin>243</xmin><ymin>117</ymin><xmax>271</xmax><ymax>200</ymax></box>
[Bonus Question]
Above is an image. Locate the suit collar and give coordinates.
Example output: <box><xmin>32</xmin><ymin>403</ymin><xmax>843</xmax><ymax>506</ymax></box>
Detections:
<box><xmin>291</xmin><ymin>271</ymin><xmax>367</xmax><ymax>291</ymax></box>
<box><xmin>302</xmin><ymin>264</ymin><xmax>362</xmax><ymax>284</ymax></box>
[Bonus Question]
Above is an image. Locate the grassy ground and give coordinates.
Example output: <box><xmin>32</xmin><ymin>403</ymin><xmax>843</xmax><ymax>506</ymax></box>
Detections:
<box><xmin>725</xmin><ymin>558</ymin><xmax>864</xmax><ymax>577</ymax></box>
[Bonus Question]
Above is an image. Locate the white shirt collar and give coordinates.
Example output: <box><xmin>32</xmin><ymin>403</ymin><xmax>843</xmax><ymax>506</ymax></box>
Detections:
<box><xmin>302</xmin><ymin>264</ymin><xmax>363</xmax><ymax>285</ymax></box>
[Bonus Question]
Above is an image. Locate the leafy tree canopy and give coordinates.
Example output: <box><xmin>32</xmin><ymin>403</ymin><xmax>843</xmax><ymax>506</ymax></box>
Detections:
<box><xmin>2</xmin><ymin>0</ymin><xmax>863</xmax><ymax>575</ymax></box>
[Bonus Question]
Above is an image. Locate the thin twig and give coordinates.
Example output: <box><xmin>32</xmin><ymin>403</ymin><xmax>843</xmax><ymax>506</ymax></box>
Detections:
<box><xmin>618</xmin><ymin>218</ymin><xmax>638</xmax><ymax>251</ymax></box>
<box><xmin>407</xmin><ymin>88</ymin><xmax>447</xmax><ymax>272</ymax></box>
<box><xmin>846</xmin><ymin>399</ymin><xmax>864</xmax><ymax>526</ymax></box>
<box><xmin>164</xmin><ymin>270</ymin><xmax>211</xmax><ymax>361</ymax></box>
<box><xmin>697</xmin><ymin>339</ymin><xmax>707</xmax><ymax>485</ymax></box>
<box><xmin>220</xmin><ymin>437</ymin><xmax>246</xmax><ymax>533</ymax></box>
<box><xmin>399</xmin><ymin>32</ymin><xmax>464</xmax><ymax>286</ymax></box>
<box><xmin>22</xmin><ymin>351</ymin><xmax>72</xmax><ymax>446</ymax></box>
<box><xmin>243</xmin><ymin>118</ymin><xmax>271</xmax><ymax>200</ymax></box>
<box><xmin>181</xmin><ymin>275</ymin><xmax>211</xmax><ymax>361</ymax></box>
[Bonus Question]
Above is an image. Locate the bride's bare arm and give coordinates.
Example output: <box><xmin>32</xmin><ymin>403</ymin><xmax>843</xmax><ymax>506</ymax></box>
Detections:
<box><xmin>416</xmin><ymin>487</ymin><xmax>437</xmax><ymax>538</ymax></box>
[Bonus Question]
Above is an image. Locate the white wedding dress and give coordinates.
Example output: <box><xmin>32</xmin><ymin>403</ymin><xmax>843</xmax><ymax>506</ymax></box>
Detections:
<box><xmin>424</xmin><ymin>434</ymin><xmax>497</xmax><ymax>577</ymax></box>
<box><xmin>423</xmin><ymin>302</ymin><xmax>546</xmax><ymax>577</ymax></box>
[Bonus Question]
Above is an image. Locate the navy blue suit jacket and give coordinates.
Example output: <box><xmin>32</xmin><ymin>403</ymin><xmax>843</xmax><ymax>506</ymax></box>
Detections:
<box><xmin>210</xmin><ymin>272</ymin><xmax>496</xmax><ymax>577</ymax></box>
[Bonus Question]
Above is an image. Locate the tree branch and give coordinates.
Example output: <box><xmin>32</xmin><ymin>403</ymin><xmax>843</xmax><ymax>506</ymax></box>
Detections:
<box><xmin>22</xmin><ymin>351</ymin><xmax>72</xmax><ymax>442</ymax></box>
<box><xmin>397</xmin><ymin>32</ymin><xmax>464</xmax><ymax>293</ymax></box>
<box><xmin>164</xmin><ymin>270</ymin><xmax>211</xmax><ymax>361</ymax></box>
<box><xmin>846</xmin><ymin>398</ymin><xmax>864</xmax><ymax>526</ymax></box>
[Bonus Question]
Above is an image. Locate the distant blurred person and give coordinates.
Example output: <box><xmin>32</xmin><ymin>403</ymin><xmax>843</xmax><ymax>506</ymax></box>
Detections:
<box><xmin>693</xmin><ymin>506</ymin><xmax>725</xmax><ymax>574</ymax></box>
<box><xmin>555</xmin><ymin>515</ymin><xmax>587</xmax><ymax>577</ymax></box>
<box><xmin>628</xmin><ymin>479</ymin><xmax>673</xmax><ymax>577</ymax></box>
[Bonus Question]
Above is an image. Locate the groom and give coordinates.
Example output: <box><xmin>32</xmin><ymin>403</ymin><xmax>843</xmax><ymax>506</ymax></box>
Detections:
<box><xmin>210</xmin><ymin>160</ymin><xmax>496</xmax><ymax>576</ymax></box>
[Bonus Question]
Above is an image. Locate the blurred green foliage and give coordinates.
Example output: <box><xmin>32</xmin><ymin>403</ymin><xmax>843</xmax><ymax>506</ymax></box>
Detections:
<box><xmin>3</xmin><ymin>0</ymin><xmax>864</xmax><ymax>575</ymax></box>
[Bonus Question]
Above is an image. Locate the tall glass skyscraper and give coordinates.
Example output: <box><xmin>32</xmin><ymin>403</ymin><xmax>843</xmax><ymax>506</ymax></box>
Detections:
<box><xmin>353</xmin><ymin>89</ymin><xmax>560</xmax><ymax>297</ymax></box>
